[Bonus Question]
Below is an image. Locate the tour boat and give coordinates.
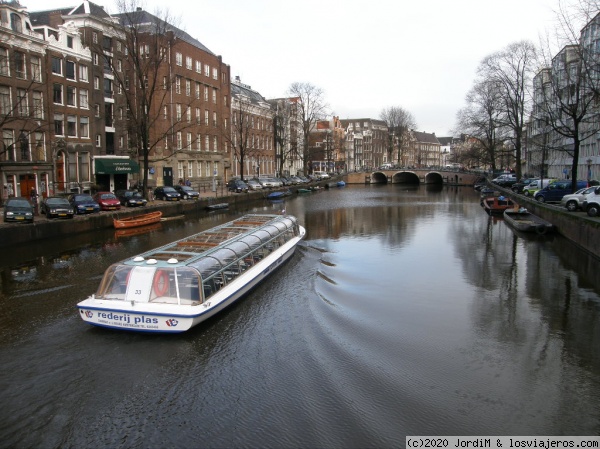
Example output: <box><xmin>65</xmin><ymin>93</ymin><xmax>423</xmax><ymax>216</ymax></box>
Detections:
<box><xmin>77</xmin><ymin>214</ymin><xmax>306</xmax><ymax>333</ymax></box>
<box><xmin>113</xmin><ymin>211</ymin><xmax>163</xmax><ymax>229</ymax></box>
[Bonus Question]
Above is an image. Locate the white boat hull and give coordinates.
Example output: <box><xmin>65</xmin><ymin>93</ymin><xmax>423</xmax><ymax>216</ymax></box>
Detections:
<box><xmin>77</xmin><ymin>227</ymin><xmax>305</xmax><ymax>333</ymax></box>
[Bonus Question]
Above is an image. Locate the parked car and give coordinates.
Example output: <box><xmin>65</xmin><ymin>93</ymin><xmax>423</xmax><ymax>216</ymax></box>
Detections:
<box><xmin>535</xmin><ymin>180</ymin><xmax>589</xmax><ymax>203</ymax></box>
<box><xmin>582</xmin><ymin>186</ymin><xmax>600</xmax><ymax>217</ymax></box>
<box><xmin>511</xmin><ymin>178</ymin><xmax>537</xmax><ymax>194</ymax></box>
<box><xmin>227</xmin><ymin>179</ymin><xmax>249</xmax><ymax>193</ymax></box>
<box><xmin>93</xmin><ymin>192</ymin><xmax>122</xmax><ymax>211</ymax></box>
<box><xmin>40</xmin><ymin>196</ymin><xmax>74</xmax><ymax>219</ymax></box>
<box><xmin>246</xmin><ymin>179</ymin><xmax>263</xmax><ymax>190</ymax></box>
<box><xmin>560</xmin><ymin>186</ymin><xmax>598</xmax><ymax>211</ymax></box>
<box><xmin>174</xmin><ymin>185</ymin><xmax>200</xmax><ymax>200</ymax></box>
<box><xmin>3</xmin><ymin>197</ymin><xmax>34</xmax><ymax>223</ymax></box>
<box><xmin>69</xmin><ymin>194</ymin><xmax>100</xmax><ymax>214</ymax></box>
<box><xmin>256</xmin><ymin>177</ymin><xmax>281</xmax><ymax>188</ymax></box>
<box><xmin>523</xmin><ymin>178</ymin><xmax>555</xmax><ymax>197</ymax></box>
<box><xmin>492</xmin><ymin>174</ymin><xmax>517</xmax><ymax>187</ymax></box>
<box><xmin>154</xmin><ymin>186</ymin><xmax>181</xmax><ymax>201</ymax></box>
<box><xmin>114</xmin><ymin>189</ymin><xmax>147</xmax><ymax>207</ymax></box>
<box><xmin>313</xmin><ymin>171</ymin><xmax>330</xmax><ymax>180</ymax></box>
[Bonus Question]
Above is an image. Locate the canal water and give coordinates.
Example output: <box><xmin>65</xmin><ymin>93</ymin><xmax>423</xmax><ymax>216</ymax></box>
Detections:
<box><xmin>1</xmin><ymin>184</ymin><xmax>600</xmax><ymax>448</ymax></box>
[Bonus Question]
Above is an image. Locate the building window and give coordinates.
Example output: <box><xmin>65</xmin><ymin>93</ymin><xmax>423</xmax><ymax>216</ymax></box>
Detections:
<box><xmin>0</xmin><ymin>85</ymin><xmax>10</xmax><ymax>116</ymax></box>
<box><xmin>93</xmin><ymin>53</ymin><xmax>99</xmax><ymax>65</ymax></box>
<box><xmin>67</xmin><ymin>115</ymin><xmax>77</xmax><ymax>137</ymax></box>
<box><xmin>187</xmin><ymin>132</ymin><xmax>192</xmax><ymax>149</ymax></box>
<box><xmin>32</xmin><ymin>91</ymin><xmax>43</xmax><ymax>119</ymax></box>
<box><xmin>79</xmin><ymin>89</ymin><xmax>88</xmax><ymax>109</ymax></box>
<box><xmin>196</xmin><ymin>107</ymin><xmax>200</xmax><ymax>124</ymax></box>
<box><xmin>34</xmin><ymin>132</ymin><xmax>45</xmax><ymax>161</ymax></box>
<box><xmin>188</xmin><ymin>161</ymin><xmax>193</xmax><ymax>178</ymax></box>
<box><xmin>212</xmin><ymin>88</ymin><xmax>217</xmax><ymax>104</ymax></box>
<box><xmin>17</xmin><ymin>89</ymin><xmax>28</xmax><ymax>116</ymax></box>
<box><xmin>66</xmin><ymin>61</ymin><xmax>76</xmax><ymax>80</ymax></box>
<box><xmin>79</xmin><ymin>65</ymin><xmax>88</xmax><ymax>82</ymax></box>
<box><xmin>54</xmin><ymin>114</ymin><xmax>64</xmax><ymax>136</ymax></box>
<box><xmin>205</xmin><ymin>110</ymin><xmax>209</xmax><ymax>125</ymax></box>
<box><xmin>175</xmin><ymin>76</ymin><xmax>181</xmax><ymax>94</ymax></box>
<box><xmin>212</xmin><ymin>67</ymin><xmax>217</xmax><ymax>80</ymax></box>
<box><xmin>30</xmin><ymin>56</ymin><xmax>41</xmax><ymax>82</ymax></box>
<box><xmin>0</xmin><ymin>48</ymin><xmax>9</xmax><ymax>76</ymax></box>
<box><xmin>79</xmin><ymin>152</ymin><xmax>90</xmax><ymax>182</ymax></box>
<box><xmin>80</xmin><ymin>117</ymin><xmax>89</xmax><ymax>138</ymax></box>
<box><xmin>53</xmin><ymin>84</ymin><xmax>63</xmax><ymax>104</ymax></box>
<box><xmin>67</xmin><ymin>86</ymin><xmax>76</xmax><ymax>106</ymax></box>
<box><xmin>94</xmin><ymin>76</ymin><xmax>100</xmax><ymax>90</ymax></box>
<box><xmin>51</xmin><ymin>56</ymin><xmax>62</xmax><ymax>75</ymax></box>
<box><xmin>197</xmin><ymin>134</ymin><xmax>201</xmax><ymax>151</ymax></box>
<box><xmin>196</xmin><ymin>60</ymin><xmax>201</xmax><ymax>73</ymax></box>
<box><xmin>176</xmin><ymin>52</ymin><xmax>182</xmax><ymax>66</ymax></box>
<box><xmin>204</xmin><ymin>65</ymin><xmax>209</xmax><ymax>77</ymax></box>
<box><xmin>195</xmin><ymin>82</ymin><xmax>200</xmax><ymax>99</ymax></box>
<box><xmin>204</xmin><ymin>86</ymin><xmax>208</xmax><ymax>101</ymax></box>
<box><xmin>92</xmin><ymin>32</ymin><xmax>98</xmax><ymax>44</ymax></box>
<box><xmin>186</xmin><ymin>56</ymin><xmax>192</xmax><ymax>70</ymax></box>
<box><xmin>2</xmin><ymin>129</ymin><xmax>14</xmax><ymax>161</ymax></box>
<box><xmin>186</xmin><ymin>79</ymin><xmax>191</xmax><ymax>96</ymax></box>
<box><xmin>95</xmin><ymin>104</ymin><xmax>100</xmax><ymax>117</ymax></box>
<box><xmin>205</xmin><ymin>135</ymin><xmax>209</xmax><ymax>152</ymax></box>
<box><xmin>212</xmin><ymin>111</ymin><xmax>217</xmax><ymax>127</ymax></box>
<box><xmin>95</xmin><ymin>135</ymin><xmax>101</xmax><ymax>147</ymax></box>
<box><xmin>177</xmin><ymin>132</ymin><xmax>182</xmax><ymax>150</ymax></box>
<box><xmin>186</xmin><ymin>107</ymin><xmax>191</xmax><ymax>123</ymax></box>
<box><xmin>176</xmin><ymin>104</ymin><xmax>182</xmax><ymax>120</ymax></box>
<box><xmin>14</xmin><ymin>51</ymin><xmax>26</xmax><ymax>79</ymax></box>
<box><xmin>19</xmin><ymin>132</ymin><xmax>29</xmax><ymax>161</ymax></box>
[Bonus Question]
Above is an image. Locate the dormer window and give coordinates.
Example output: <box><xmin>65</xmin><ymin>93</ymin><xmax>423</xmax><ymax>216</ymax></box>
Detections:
<box><xmin>67</xmin><ymin>36</ymin><xmax>74</xmax><ymax>49</ymax></box>
<box><xmin>10</xmin><ymin>13</ymin><xmax>22</xmax><ymax>33</ymax></box>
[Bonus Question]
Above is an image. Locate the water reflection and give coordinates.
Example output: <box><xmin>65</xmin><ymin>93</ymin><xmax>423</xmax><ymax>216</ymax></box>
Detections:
<box><xmin>1</xmin><ymin>185</ymin><xmax>600</xmax><ymax>445</ymax></box>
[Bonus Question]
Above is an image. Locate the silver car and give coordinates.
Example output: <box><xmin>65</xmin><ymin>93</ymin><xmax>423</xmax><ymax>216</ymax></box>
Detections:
<box><xmin>246</xmin><ymin>179</ymin><xmax>263</xmax><ymax>190</ymax></box>
<box><xmin>560</xmin><ymin>186</ymin><xmax>597</xmax><ymax>211</ymax></box>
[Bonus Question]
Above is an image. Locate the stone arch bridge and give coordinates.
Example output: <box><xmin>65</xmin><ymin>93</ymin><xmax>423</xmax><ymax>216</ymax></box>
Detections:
<box><xmin>345</xmin><ymin>169</ymin><xmax>483</xmax><ymax>186</ymax></box>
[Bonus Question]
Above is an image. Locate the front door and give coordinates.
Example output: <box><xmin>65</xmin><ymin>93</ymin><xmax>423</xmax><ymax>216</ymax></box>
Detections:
<box><xmin>19</xmin><ymin>174</ymin><xmax>36</xmax><ymax>197</ymax></box>
<box><xmin>163</xmin><ymin>167</ymin><xmax>173</xmax><ymax>187</ymax></box>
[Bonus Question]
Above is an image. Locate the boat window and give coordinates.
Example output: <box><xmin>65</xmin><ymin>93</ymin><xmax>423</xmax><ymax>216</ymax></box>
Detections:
<box><xmin>252</xmin><ymin>230</ymin><xmax>272</xmax><ymax>245</ymax></box>
<box><xmin>96</xmin><ymin>264</ymin><xmax>133</xmax><ymax>300</ymax></box>
<box><xmin>148</xmin><ymin>267</ymin><xmax>201</xmax><ymax>305</ymax></box>
<box><xmin>211</xmin><ymin>248</ymin><xmax>238</xmax><ymax>267</ymax></box>
<box><xmin>225</xmin><ymin>241</ymin><xmax>252</xmax><ymax>258</ymax></box>
<box><xmin>239</xmin><ymin>234</ymin><xmax>262</xmax><ymax>251</ymax></box>
<box><xmin>192</xmin><ymin>257</ymin><xmax>222</xmax><ymax>279</ymax></box>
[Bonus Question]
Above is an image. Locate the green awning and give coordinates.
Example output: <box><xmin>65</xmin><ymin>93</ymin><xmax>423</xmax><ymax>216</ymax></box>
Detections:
<box><xmin>94</xmin><ymin>158</ymin><xmax>140</xmax><ymax>175</ymax></box>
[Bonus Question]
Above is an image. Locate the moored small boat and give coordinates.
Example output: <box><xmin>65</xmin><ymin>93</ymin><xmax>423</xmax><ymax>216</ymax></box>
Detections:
<box><xmin>205</xmin><ymin>202</ymin><xmax>229</xmax><ymax>210</ymax></box>
<box><xmin>113</xmin><ymin>211</ymin><xmax>163</xmax><ymax>229</ymax></box>
<box><xmin>503</xmin><ymin>207</ymin><xmax>554</xmax><ymax>235</ymax></box>
<box><xmin>337</xmin><ymin>180</ymin><xmax>346</xmax><ymax>187</ymax></box>
<box><xmin>481</xmin><ymin>195</ymin><xmax>514</xmax><ymax>214</ymax></box>
<box><xmin>78</xmin><ymin>214</ymin><xmax>306</xmax><ymax>333</ymax></box>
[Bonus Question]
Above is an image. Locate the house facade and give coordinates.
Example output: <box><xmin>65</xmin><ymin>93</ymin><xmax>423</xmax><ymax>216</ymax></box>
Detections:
<box><xmin>0</xmin><ymin>1</ymin><xmax>51</xmax><ymax>203</ymax></box>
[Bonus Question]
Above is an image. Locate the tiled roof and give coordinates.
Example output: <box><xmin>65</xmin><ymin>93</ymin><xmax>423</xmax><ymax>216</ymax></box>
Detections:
<box><xmin>412</xmin><ymin>131</ymin><xmax>440</xmax><ymax>144</ymax></box>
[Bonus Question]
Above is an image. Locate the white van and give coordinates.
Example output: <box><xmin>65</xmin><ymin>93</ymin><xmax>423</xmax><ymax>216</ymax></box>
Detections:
<box><xmin>313</xmin><ymin>171</ymin><xmax>330</xmax><ymax>180</ymax></box>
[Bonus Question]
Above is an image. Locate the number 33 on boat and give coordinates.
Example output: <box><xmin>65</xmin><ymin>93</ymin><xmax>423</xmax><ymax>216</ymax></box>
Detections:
<box><xmin>77</xmin><ymin>214</ymin><xmax>306</xmax><ymax>333</ymax></box>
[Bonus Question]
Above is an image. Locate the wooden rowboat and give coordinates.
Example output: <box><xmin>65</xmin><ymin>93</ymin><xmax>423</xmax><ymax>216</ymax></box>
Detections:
<box><xmin>481</xmin><ymin>195</ymin><xmax>514</xmax><ymax>214</ymax></box>
<box><xmin>113</xmin><ymin>211</ymin><xmax>163</xmax><ymax>229</ymax></box>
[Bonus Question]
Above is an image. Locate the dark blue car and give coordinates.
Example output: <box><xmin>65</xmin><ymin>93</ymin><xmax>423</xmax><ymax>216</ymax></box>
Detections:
<box><xmin>69</xmin><ymin>193</ymin><xmax>100</xmax><ymax>214</ymax></box>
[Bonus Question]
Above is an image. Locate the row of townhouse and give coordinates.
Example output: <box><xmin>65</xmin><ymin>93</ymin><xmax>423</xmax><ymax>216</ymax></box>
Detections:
<box><xmin>0</xmin><ymin>0</ymin><xmax>449</xmax><ymax>206</ymax></box>
<box><xmin>526</xmin><ymin>12</ymin><xmax>600</xmax><ymax>184</ymax></box>
<box><xmin>0</xmin><ymin>0</ymin><xmax>234</xmax><ymax>204</ymax></box>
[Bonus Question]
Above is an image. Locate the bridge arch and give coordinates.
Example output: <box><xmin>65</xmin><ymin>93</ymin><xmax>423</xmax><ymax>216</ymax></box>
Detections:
<box><xmin>424</xmin><ymin>172</ymin><xmax>444</xmax><ymax>184</ymax></box>
<box><xmin>392</xmin><ymin>171</ymin><xmax>420</xmax><ymax>184</ymax></box>
<box><xmin>371</xmin><ymin>171</ymin><xmax>389</xmax><ymax>184</ymax></box>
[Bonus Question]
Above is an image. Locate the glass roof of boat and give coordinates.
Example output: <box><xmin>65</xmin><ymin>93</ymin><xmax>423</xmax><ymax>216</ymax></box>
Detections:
<box><xmin>122</xmin><ymin>214</ymin><xmax>297</xmax><ymax>267</ymax></box>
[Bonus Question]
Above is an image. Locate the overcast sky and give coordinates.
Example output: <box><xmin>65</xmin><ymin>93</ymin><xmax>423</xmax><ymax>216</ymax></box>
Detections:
<box><xmin>22</xmin><ymin>0</ymin><xmax>562</xmax><ymax>136</ymax></box>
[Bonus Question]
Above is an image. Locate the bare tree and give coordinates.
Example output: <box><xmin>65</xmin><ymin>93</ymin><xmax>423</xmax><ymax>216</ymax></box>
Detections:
<box><xmin>532</xmin><ymin>0</ymin><xmax>600</xmax><ymax>191</ymax></box>
<box><xmin>480</xmin><ymin>41</ymin><xmax>537</xmax><ymax>180</ymax></box>
<box><xmin>110</xmin><ymin>0</ymin><xmax>199</xmax><ymax>196</ymax></box>
<box><xmin>224</xmin><ymin>95</ymin><xmax>263</xmax><ymax>180</ymax></box>
<box><xmin>286</xmin><ymin>82</ymin><xmax>329</xmax><ymax>175</ymax></box>
<box><xmin>379</xmin><ymin>106</ymin><xmax>416</xmax><ymax>165</ymax></box>
<box><xmin>455</xmin><ymin>78</ymin><xmax>508</xmax><ymax>173</ymax></box>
